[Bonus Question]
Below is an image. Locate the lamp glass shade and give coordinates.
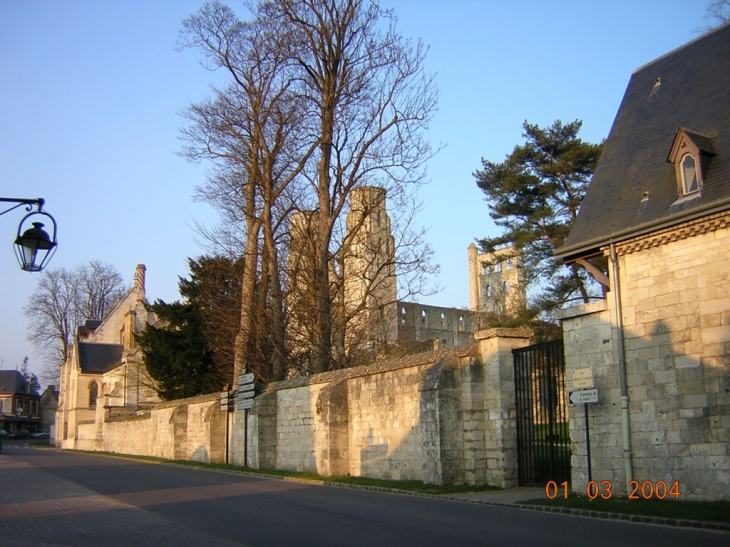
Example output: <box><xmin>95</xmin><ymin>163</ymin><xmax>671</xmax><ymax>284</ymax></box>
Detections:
<box><xmin>14</xmin><ymin>221</ymin><xmax>56</xmax><ymax>272</ymax></box>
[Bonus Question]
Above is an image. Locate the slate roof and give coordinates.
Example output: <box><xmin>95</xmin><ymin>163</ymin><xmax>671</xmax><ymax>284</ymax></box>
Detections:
<box><xmin>0</xmin><ymin>370</ymin><xmax>30</xmax><ymax>394</ymax></box>
<box><xmin>77</xmin><ymin>342</ymin><xmax>123</xmax><ymax>374</ymax></box>
<box><xmin>78</xmin><ymin>319</ymin><xmax>103</xmax><ymax>337</ymax></box>
<box><xmin>556</xmin><ymin>23</ymin><xmax>730</xmax><ymax>261</ymax></box>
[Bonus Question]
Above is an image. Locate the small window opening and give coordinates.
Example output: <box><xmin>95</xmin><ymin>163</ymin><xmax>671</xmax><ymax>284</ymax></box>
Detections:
<box><xmin>681</xmin><ymin>154</ymin><xmax>699</xmax><ymax>194</ymax></box>
<box><xmin>89</xmin><ymin>381</ymin><xmax>98</xmax><ymax>408</ymax></box>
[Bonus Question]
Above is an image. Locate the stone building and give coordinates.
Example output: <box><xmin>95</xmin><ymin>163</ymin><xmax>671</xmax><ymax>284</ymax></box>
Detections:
<box><xmin>39</xmin><ymin>385</ymin><xmax>59</xmax><ymax>433</ymax></box>
<box><xmin>555</xmin><ymin>23</ymin><xmax>730</xmax><ymax>500</ymax></box>
<box><xmin>344</xmin><ymin>187</ymin><xmax>398</xmax><ymax>350</ymax></box>
<box><xmin>0</xmin><ymin>370</ymin><xmax>40</xmax><ymax>434</ymax></box>
<box><xmin>56</xmin><ymin>264</ymin><xmax>159</xmax><ymax>449</ymax></box>
<box><xmin>468</xmin><ymin>243</ymin><xmax>526</xmax><ymax>315</ymax></box>
<box><xmin>341</xmin><ymin>187</ymin><xmax>495</xmax><ymax>353</ymax></box>
<box><xmin>288</xmin><ymin>187</ymin><xmax>494</xmax><ymax>365</ymax></box>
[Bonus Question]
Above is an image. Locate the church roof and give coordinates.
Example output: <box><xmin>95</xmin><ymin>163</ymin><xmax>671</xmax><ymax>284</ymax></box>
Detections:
<box><xmin>77</xmin><ymin>342</ymin><xmax>123</xmax><ymax>374</ymax></box>
<box><xmin>557</xmin><ymin>23</ymin><xmax>730</xmax><ymax>261</ymax></box>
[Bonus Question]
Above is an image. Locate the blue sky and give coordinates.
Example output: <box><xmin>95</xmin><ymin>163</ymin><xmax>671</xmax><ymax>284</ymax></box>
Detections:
<box><xmin>0</xmin><ymin>0</ymin><xmax>713</xmax><ymax>382</ymax></box>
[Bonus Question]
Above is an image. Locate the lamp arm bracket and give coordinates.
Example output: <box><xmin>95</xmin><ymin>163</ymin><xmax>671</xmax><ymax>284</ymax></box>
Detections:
<box><xmin>0</xmin><ymin>197</ymin><xmax>45</xmax><ymax>217</ymax></box>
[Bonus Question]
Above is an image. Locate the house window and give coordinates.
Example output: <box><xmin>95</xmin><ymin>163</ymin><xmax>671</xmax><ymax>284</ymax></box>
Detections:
<box><xmin>89</xmin><ymin>381</ymin><xmax>98</xmax><ymax>408</ymax></box>
<box><xmin>667</xmin><ymin>127</ymin><xmax>715</xmax><ymax>201</ymax></box>
<box><xmin>680</xmin><ymin>154</ymin><xmax>699</xmax><ymax>194</ymax></box>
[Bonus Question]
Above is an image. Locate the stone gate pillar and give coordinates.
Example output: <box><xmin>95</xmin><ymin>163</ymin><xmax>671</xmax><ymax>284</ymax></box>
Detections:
<box><xmin>476</xmin><ymin>328</ymin><xmax>533</xmax><ymax>488</ymax></box>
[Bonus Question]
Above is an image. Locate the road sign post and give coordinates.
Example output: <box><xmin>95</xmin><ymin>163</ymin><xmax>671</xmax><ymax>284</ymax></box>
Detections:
<box><xmin>569</xmin><ymin>388</ymin><xmax>599</xmax><ymax>482</ymax></box>
<box><xmin>237</xmin><ymin>370</ymin><xmax>256</xmax><ymax>468</ymax></box>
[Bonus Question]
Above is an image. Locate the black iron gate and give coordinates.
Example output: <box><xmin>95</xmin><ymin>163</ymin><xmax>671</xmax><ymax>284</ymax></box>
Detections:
<box><xmin>513</xmin><ymin>339</ymin><xmax>570</xmax><ymax>486</ymax></box>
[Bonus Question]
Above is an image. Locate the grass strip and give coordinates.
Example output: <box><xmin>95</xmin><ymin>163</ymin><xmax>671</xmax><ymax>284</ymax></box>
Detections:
<box><xmin>519</xmin><ymin>496</ymin><xmax>730</xmax><ymax>524</ymax></box>
<box><xmin>56</xmin><ymin>447</ymin><xmax>500</xmax><ymax>495</ymax></box>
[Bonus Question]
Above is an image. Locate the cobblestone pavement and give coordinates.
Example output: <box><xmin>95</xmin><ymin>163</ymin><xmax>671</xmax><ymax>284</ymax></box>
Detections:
<box><xmin>0</xmin><ymin>443</ymin><xmax>248</xmax><ymax>547</ymax></box>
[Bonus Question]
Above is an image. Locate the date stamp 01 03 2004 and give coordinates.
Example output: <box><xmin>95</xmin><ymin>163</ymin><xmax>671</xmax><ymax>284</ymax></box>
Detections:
<box><xmin>545</xmin><ymin>480</ymin><xmax>682</xmax><ymax>500</ymax></box>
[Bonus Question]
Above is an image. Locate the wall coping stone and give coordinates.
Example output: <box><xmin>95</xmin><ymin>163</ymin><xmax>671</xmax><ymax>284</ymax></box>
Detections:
<box><xmin>474</xmin><ymin>328</ymin><xmax>533</xmax><ymax>341</ymax></box>
<box><xmin>154</xmin><ymin>392</ymin><xmax>219</xmax><ymax>410</ymax></box>
<box><xmin>260</xmin><ymin>344</ymin><xmax>480</xmax><ymax>394</ymax></box>
<box><xmin>557</xmin><ymin>300</ymin><xmax>607</xmax><ymax>320</ymax></box>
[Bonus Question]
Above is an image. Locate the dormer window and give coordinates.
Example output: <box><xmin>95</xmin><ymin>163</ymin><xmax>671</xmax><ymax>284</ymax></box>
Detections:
<box><xmin>667</xmin><ymin>127</ymin><xmax>716</xmax><ymax>199</ymax></box>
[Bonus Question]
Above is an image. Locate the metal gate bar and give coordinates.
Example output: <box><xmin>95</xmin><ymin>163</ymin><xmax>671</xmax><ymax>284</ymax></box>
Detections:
<box><xmin>513</xmin><ymin>339</ymin><xmax>570</xmax><ymax>486</ymax></box>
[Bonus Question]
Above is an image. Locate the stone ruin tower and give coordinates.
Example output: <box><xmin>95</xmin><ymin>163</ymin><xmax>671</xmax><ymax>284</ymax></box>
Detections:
<box><xmin>468</xmin><ymin>243</ymin><xmax>526</xmax><ymax>316</ymax></box>
<box><xmin>344</xmin><ymin>186</ymin><xmax>398</xmax><ymax>350</ymax></box>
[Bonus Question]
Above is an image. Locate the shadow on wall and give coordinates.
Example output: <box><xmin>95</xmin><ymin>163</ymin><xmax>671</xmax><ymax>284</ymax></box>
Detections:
<box><xmin>354</xmin><ymin>358</ymin><xmax>489</xmax><ymax>485</ymax></box>
<box><xmin>565</xmin><ymin>312</ymin><xmax>729</xmax><ymax>501</ymax></box>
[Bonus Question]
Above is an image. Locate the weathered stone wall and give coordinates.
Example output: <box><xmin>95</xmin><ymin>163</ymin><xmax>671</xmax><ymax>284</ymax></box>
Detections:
<box><xmin>235</xmin><ymin>328</ymin><xmax>532</xmax><ymax>487</ymax></box>
<box><xmin>65</xmin><ymin>328</ymin><xmax>533</xmax><ymax>489</ymax></box>
<box><xmin>72</xmin><ymin>393</ymin><xmax>227</xmax><ymax>463</ymax></box>
<box><xmin>560</xmin><ymin>215</ymin><xmax>730</xmax><ymax>501</ymax></box>
<box><xmin>396</xmin><ymin>302</ymin><xmax>488</xmax><ymax>348</ymax></box>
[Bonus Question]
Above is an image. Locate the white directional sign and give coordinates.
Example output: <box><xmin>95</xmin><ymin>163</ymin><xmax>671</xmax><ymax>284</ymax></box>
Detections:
<box><xmin>569</xmin><ymin>389</ymin><xmax>599</xmax><ymax>404</ymax></box>
<box><xmin>238</xmin><ymin>399</ymin><xmax>254</xmax><ymax>410</ymax></box>
<box><xmin>238</xmin><ymin>383</ymin><xmax>255</xmax><ymax>392</ymax></box>
<box><xmin>237</xmin><ymin>390</ymin><xmax>255</xmax><ymax>399</ymax></box>
<box><xmin>238</xmin><ymin>372</ymin><xmax>255</xmax><ymax>385</ymax></box>
<box><xmin>572</xmin><ymin>368</ymin><xmax>594</xmax><ymax>389</ymax></box>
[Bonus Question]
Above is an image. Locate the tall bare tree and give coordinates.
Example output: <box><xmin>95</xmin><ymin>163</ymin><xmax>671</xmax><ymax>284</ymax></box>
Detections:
<box><xmin>180</xmin><ymin>0</ymin><xmax>438</xmax><ymax>378</ymax></box>
<box><xmin>180</xmin><ymin>1</ymin><xmax>314</xmax><ymax>382</ymax></box>
<box><xmin>24</xmin><ymin>261</ymin><xmax>125</xmax><ymax>385</ymax></box>
<box><xmin>260</xmin><ymin>0</ymin><xmax>438</xmax><ymax>373</ymax></box>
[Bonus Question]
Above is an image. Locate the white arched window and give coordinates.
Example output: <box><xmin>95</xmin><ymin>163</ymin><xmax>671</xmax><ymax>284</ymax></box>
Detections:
<box><xmin>680</xmin><ymin>153</ymin><xmax>699</xmax><ymax>194</ymax></box>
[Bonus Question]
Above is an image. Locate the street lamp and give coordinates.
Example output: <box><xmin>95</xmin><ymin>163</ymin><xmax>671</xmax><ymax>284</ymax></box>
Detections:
<box><xmin>0</xmin><ymin>197</ymin><xmax>58</xmax><ymax>272</ymax></box>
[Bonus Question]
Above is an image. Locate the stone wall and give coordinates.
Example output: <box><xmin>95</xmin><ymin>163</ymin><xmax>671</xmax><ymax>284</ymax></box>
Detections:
<box><xmin>63</xmin><ymin>328</ymin><xmax>533</xmax><ymax>489</ymax></box>
<box><xmin>73</xmin><ymin>393</ymin><xmax>227</xmax><ymax>463</ymax></box>
<box><xmin>235</xmin><ymin>328</ymin><xmax>532</xmax><ymax>487</ymax></box>
<box><xmin>560</xmin><ymin>215</ymin><xmax>730</xmax><ymax>501</ymax></box>
<box><xmin>396</xmin><ymin>302</ymin><xmax>488</xmax><ymax>348</ymax></box>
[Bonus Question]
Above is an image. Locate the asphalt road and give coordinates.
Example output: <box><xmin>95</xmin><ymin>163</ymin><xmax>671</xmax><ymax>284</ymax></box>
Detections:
<box><xmin>0</xmin><ymin>442</ymin><xmax>727</xmax><ymax>547</ymax></box>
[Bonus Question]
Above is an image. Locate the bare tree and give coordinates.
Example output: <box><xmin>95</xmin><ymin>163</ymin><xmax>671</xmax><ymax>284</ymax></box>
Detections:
<box><xmin>180</xmin><ymin>1</ymin><xmax>314</xmax><ymax>382</ymax></box>
<box><xmin>24</xmin><ymin>261</ymin><xmax>126</xmax><ymax>385</ymax></box>
<box><xmin>707</xmin><ymin>0</ymin><xmax>730</xmax><ymax>26</ymax></box>
<box><xmin>180</xmin><ymin>0</ymin><xmax>439</xmax><ymax>378</ymax></box>
<box><xmin>262</xmin><ymin>0</ymin><xmax>438</xmax><ymax>373</ymax></box>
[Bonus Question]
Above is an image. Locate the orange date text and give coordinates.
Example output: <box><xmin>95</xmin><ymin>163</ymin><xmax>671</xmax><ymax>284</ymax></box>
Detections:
<box><xmin>544</xmin><ymin>480</ymin><xmax>681</xmax><ymax>500</ymax></box>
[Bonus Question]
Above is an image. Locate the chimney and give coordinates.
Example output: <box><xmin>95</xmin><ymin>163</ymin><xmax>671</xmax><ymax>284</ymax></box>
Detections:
<box><xmin>135</xmin><ymin>264</ymin><xmax>146</xmax><ymax>295</ymax></box>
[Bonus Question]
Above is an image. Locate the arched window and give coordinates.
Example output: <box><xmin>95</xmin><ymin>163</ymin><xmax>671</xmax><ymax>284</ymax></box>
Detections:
<box><xmin>89</xmin><ymin>381</ymin><xmax>98</xmax><ymax>408</ymax></box>
<box><xmin>681</xmin><ymin>153</ymin><xmax>699</xmax><ymax>194</ymax></box>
